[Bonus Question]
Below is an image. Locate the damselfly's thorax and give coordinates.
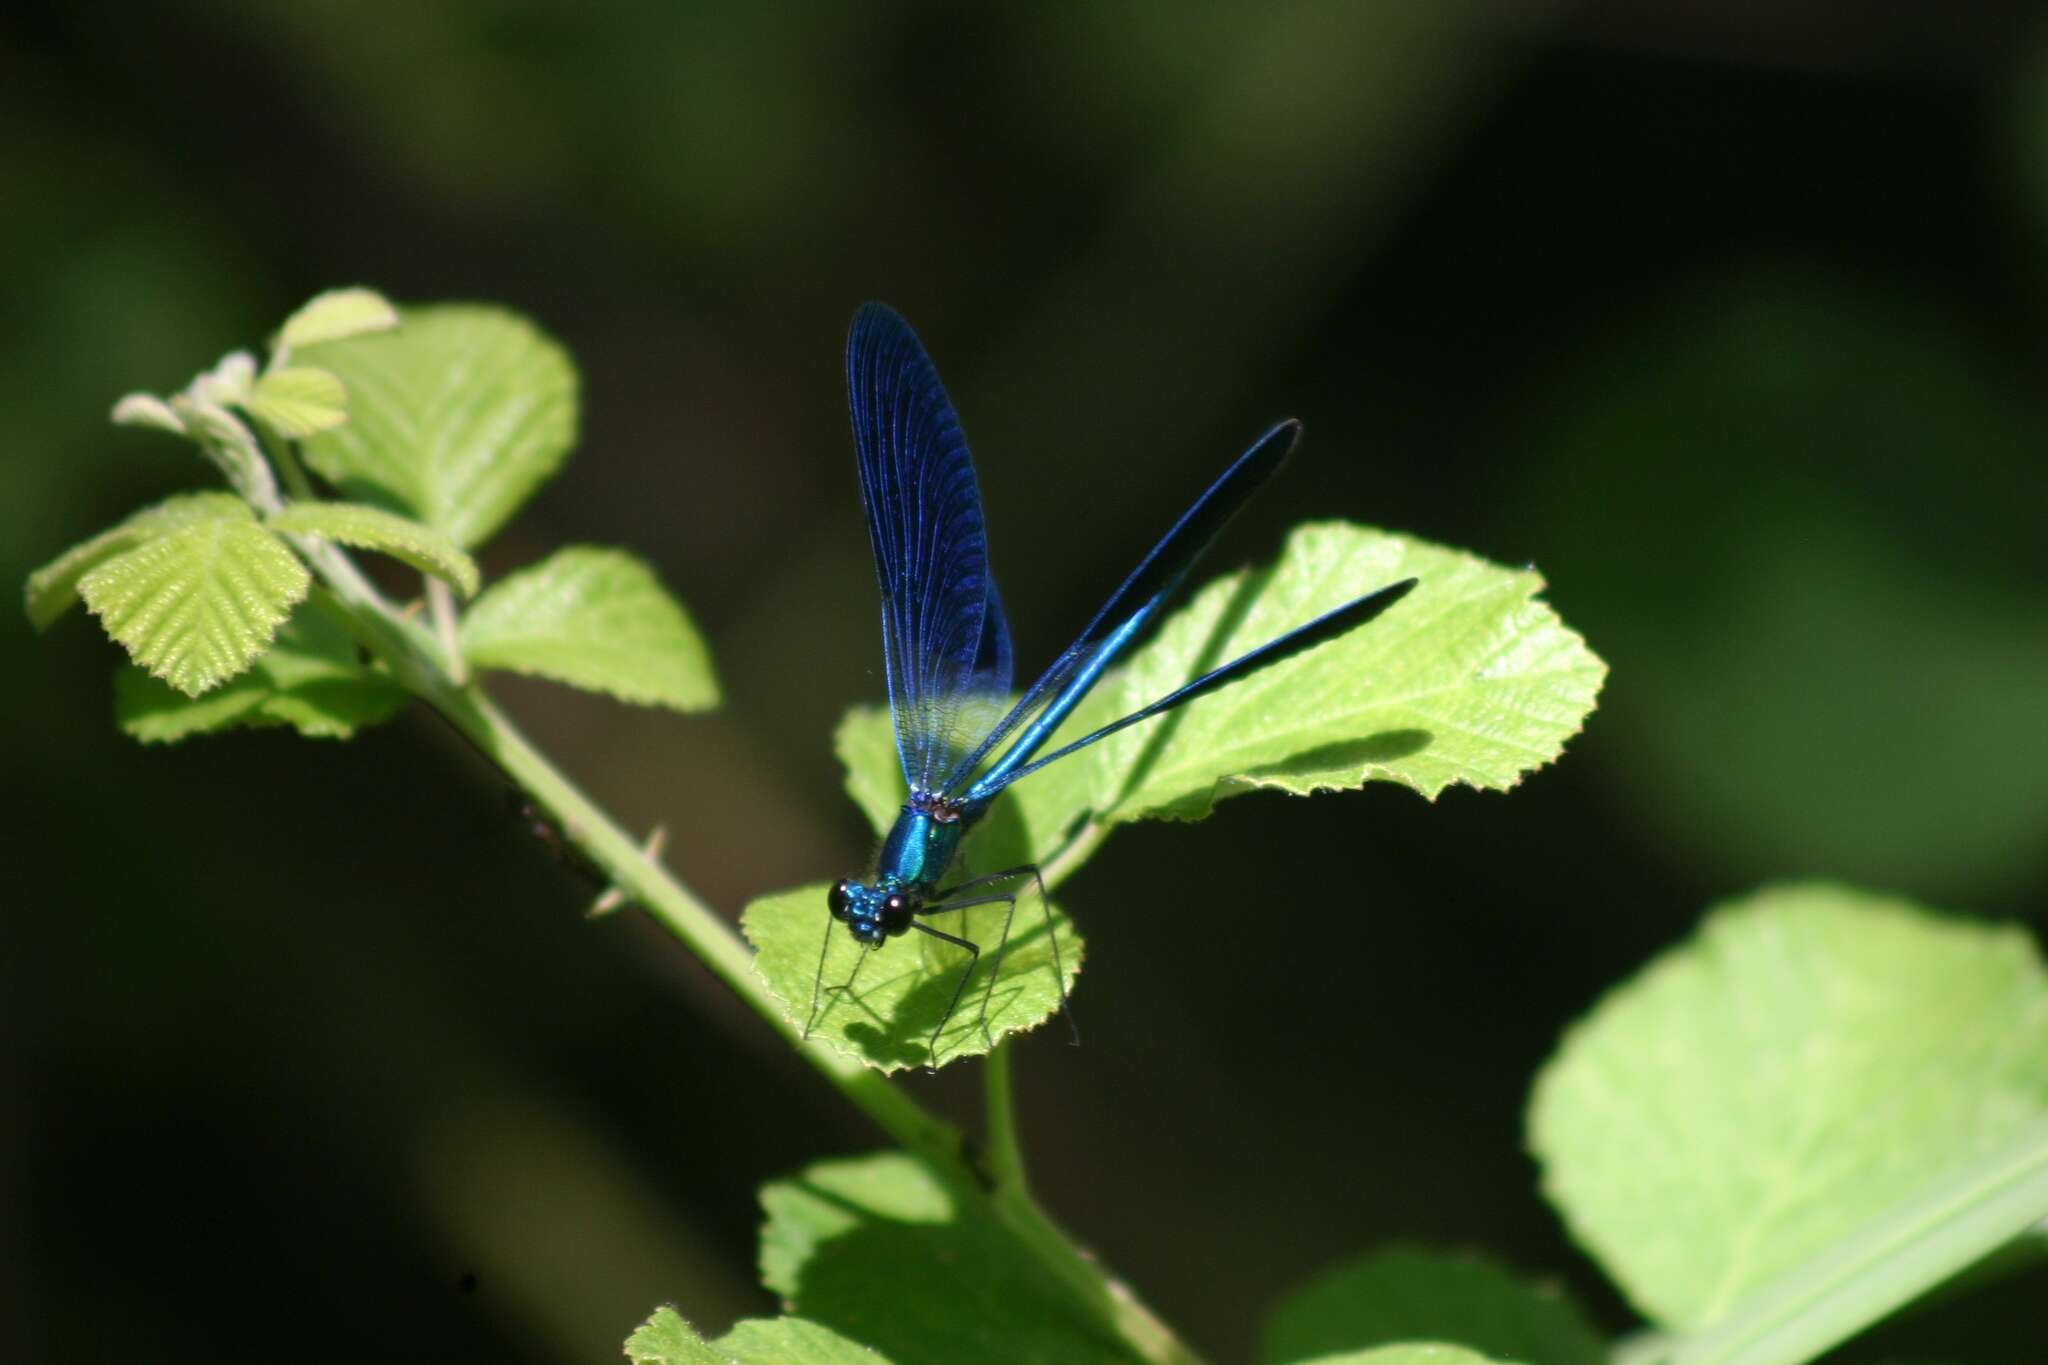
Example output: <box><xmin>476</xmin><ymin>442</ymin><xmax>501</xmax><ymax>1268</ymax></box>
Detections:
<box><xmin>907</xmin><ymin>789</ymin><xmax>971</xmax><ymax>823</ymax></box>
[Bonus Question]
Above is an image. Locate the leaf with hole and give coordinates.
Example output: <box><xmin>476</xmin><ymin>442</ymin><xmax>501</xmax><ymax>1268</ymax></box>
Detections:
<box><xmin>74</xmin><ymin>496</ymin><xmax>309</xmax><ymax>695</ymax></box>
<box><xmin>269</xmin><ymin>501</ymin><xmax>480</xmax><ymax>597</ymax></box>
<box><xmin>459</xmin><ymin>546</ymin><xmax>716</xmax><ymax>710</ymax></box>
<box><xmin>300</xmin><ymin>304</ymin><xmax>578</xmax><ymax>548</ymax></box>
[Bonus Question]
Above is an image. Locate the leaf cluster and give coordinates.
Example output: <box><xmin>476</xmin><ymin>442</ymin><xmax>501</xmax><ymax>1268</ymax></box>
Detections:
<box><xmin>25</xmin><ymin>288</ymin><xmax>718</xmax><ymax>740</ymax></box>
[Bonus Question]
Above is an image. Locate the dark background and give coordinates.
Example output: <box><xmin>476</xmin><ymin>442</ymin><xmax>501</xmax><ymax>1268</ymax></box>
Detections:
<box><xmin>6</xmin><ymin>4</ymin><xmax>2047</xmax><ymax>1362</ymax></box>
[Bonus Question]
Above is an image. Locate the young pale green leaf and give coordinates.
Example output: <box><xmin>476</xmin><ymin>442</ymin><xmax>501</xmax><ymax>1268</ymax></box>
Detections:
<box><xmin>300</xmin><ymin>304</ymin><xmax>578</xmax><ymax>548</ymax></box>
<box><xmin>268</xmin><ymin>501</ymin><xmax>480</xmax><ymax>597</ymax></box>
<box><xmin>1528</xmin><ymin>883</ymin><xmax>2048</xmax><ymax>1334</ymax></box>
<box><xmin>743</xmin><ymin>881</ymin><xmax>1079</xmax><ymax>1072</ymax></box>
<box><xmin>275</xmin><ymin>287</ymin><xmax>399</xmax><ymax>351</ymax></box>
<box><xmin>1285</xmin><ymin>1348</ymin><xmax>1525</xmax><ymax>1365</ymax></box>
<box><xmin>1261</xmin><ymin>1246</ymin><xmax>1604</xmax><ymax>1365</ymax></box>
<box><xmin>111</xmin><ymin>392</ymin><xmax>185</xmax><ymax>434</ymax></box>
<box><xmin>624</xmin><ymin>1306</ymin><xmax>891</xmax><ymax>1364</ymax></box>
<box><xmin>113</xmin><ymin>609</ymin><xmax>407</xmax><ymax>742</ymax></box>
<box><xmin>190</xmin><ymin>350</ymin><xmax>257</xmax><ymax>406</ymax></box>
<box><xmin>758</xmin><ymin>1152</ymin><xmax>1130</xmax><ymax>1363</ymax></box>
<box><xmin>76</xmin><ymin>498</ymin><xmax>310</xmax><ymax>695</ymax></box>
<box><xmin>242</xmin><ymin>366</ymin><xmax>348</xmax><ymax>439</ymax></box>
<box><xmin>837</xmin><ymin>524</ymin><xmax>1606</xmax><ymax>872</ymax></box>
<box><xmin>25</xmin><ymin>491</ymin><xmax>245</xmax><ymax>630</ymax></box>
<box><xmin>459</xmin><ymin>547</ymin><xmax>716</xmax><ymax>710</ymax></box>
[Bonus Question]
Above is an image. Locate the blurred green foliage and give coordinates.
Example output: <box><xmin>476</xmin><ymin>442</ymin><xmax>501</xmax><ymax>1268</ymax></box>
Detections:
<box><xmin>7</xmin><ymin>4</ymin><xmax>2048</xmax><ymax>1363</ymax></box>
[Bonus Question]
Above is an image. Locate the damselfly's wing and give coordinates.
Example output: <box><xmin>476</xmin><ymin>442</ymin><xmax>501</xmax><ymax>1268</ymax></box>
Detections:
<box><xmin>847</xmin><ymin>303</ymin><xmax>1013</xmax><ymax>796</ymax></box>
<box><xmin>944</xmin><ymin>419</ymin><xmax>1301</xmax><ymax>798</ymax></box>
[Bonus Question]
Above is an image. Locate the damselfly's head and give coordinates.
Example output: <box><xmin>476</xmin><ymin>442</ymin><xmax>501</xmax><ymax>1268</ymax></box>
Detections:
<box><xmin>828</xmin><ymin>878</ymin><xmax>916</xmax><ymax>946</ymax></box>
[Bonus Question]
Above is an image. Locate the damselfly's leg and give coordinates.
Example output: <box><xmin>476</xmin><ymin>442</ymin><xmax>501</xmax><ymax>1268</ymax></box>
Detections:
<box><xmin>805</xmin><ymin>925</ymin><xmax>873</xmax><ymax>1039</ymax></box>
<box><xmin>928</xmin><ymin>863</ymin><xmax>1077</xmax><ymax>1049</ymax></box>
<box><xmin>909</xmin><ymin>919</ymin><xmax>978</xmax><ymax>1067</ymax></box>
<box><xmin>802</xmin><ymin>912</ymin><xmax>836</xmax><ymax>1039</ymax></box>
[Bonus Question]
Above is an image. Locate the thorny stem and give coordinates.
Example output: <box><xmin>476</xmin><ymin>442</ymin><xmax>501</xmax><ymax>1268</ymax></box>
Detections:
<box><xmin>296</xmin><ymin>528</ymin><xmax>1201</xmax><ymax>1365</ymax></box>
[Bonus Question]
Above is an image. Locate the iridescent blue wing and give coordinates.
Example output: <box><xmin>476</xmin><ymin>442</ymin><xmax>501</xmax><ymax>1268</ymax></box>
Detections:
<box><xmin>846</xmin><ymin>303</ymin><xmax>1013</xmax><ymax>796</ymax></box>
<box><xmin>943</xmin><ymin>419</ymin><xmax>1302</xmax><ymax>798</ymax></box>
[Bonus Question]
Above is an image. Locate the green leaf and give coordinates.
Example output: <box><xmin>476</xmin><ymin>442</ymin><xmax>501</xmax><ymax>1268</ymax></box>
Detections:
<box><xmin>624</xmin><ymin>1306</ymin><xmax>892</xmax><ymax>1364</ymax></box>
<box><xmin>25</xmin><ymin>491</ymin><xmax>244</xmax><ymax>630</ymax></box>
<box><xmin>717</xmin><ymin>1319</ymin><xmax>892</xmax><ymax>1363</ymax></box>
<box><xmin>189</xmin><ymin>350</ymin><xmax>257</xmax><ymax>407</ymax></box>
<box><xmin>459</xmin><ymin>546</ymin><xmax>717</xmax><ymax>710</ymax></box>
<box><xmin>111</xmin><ymin>392</ymin><xmax>185</xmax><ymax>434</ymax></box>
<box><xmin>1528</xmin><ymin>883</ymin><xmax>2048</xmax><ymax>1334</ymax></box>
<box><xmin>1285</xmin><ymin>1348</ymin><xmax>1525</xmax><ymax>1365</ymax></box>
<box><xmin>113</xmin><ymin>609</ymin><xmax>407</xmax><ymax>743</ymax></box>
<box><xmin>275</xmin><ymin>287</ymin><xmax>399</xmax><ymax>351</ymax></box>
<box><xmin>758</xmin><ymin>1152</ymin><xmax>1129</xmax><ymax>1363</ymax></box>
<box><xmin>268</xmin><ymin>501</ymin><xmax>481</xmax><ymax>597</ymax></box>
<box><xmin>1261</xmin><ymin>1246</ymin><xmax>1604</xmax><ymax>1365</ymax></box>
<box><xmin>624</xmin><ymin>1307</ymin><xmax>727</xmax><ymax>1365</ymax></box>
<box><xmin>75</xmin><ymin>497</ymin><xmax>311</xmax><ymax>695</ymax></box>
<box><xmin>1655</xmin><ymin>1116</ymin><xmax>2048</xmax><ymax>1365</ymax></box>
<box><xmin>300</xmin><ymin>303</ymin><xmax>578</xmax><ymax>548</ymax></box>
<box><xmin>243</xmin><ymin>366</ymin><xmax>349</xmax><ymax>438</ymax></box>
<box><xmin>838</xmin><ymin>523</ymin><xmax>1605</xmax><ymax>869</ymax></box>
<box><xmin>742</xmin><ymin>881</ymin><xmax>1079</xmax><ymax>1072</ymax></box>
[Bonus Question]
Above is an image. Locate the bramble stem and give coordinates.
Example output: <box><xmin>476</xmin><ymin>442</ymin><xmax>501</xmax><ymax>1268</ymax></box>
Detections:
<box><xmin>298</xmin><ymin>531</ymin><xmax>1202</xmax><ymax>1365</ymax></box>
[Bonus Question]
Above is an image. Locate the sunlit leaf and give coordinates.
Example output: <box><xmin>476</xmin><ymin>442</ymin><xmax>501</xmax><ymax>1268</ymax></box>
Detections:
<box><xmin>243</xmin><ymin>366</ymin><xmax>348</xmax><ymax>438</ymax></box>
<box><xmin>459</xmin><ymin>546</ymin><xmax>716</xmax><ymax>710</ymax></box>
<box><xmin>269</xmin><ymin>501</ymin><xmax>480</xmax><ymax>597</ymax></box>
<box><xmin>75</xmin><ymin>497</ymin><xmax>310</xmax><ymax>695</ymax></box>
<box><xmin>624</xmin><ymin>1306</ymin><xmax>892</xmax><ymax>1364</ymax></box>
<box><xmin>838</xmin><ymin>523</ymin><xmax>1605</xmax><ymax>869</ymax></box>
<box><xmin>111</xmin><ymin>392</ymin><xmax>185</xmax><ymax>434</ymax></box>
<box><xmin>300</xmin><ymin>304</ymin><xmax>578</xmax><ymax>548</ymax></box>
<box><xmin>623</xmin><ymin>1307</ymin><xmax>727</xmax><ymax>1365</ymax></box>
<box><xmin>1282</xmin><ymin>1348</ymin><xmax>1524</xmax><ymax>1365</ymax></box>
<box><xmin>25</xmin><ymin>491</ymin><xmax>243</xmax><ymax>630</ymax></box>
<box><xmin>743</xmin><ymin>881</ymin><xmax>1079</xmax><ymax>1072</ymax></box>
<box><xmin>189</xmin><ymin>350</ymin><xmax>256</xmax><ymax>406</ymax></box>
<box><xmin>1261</xmin><ymin>1246</ymin><xmax>1602</xmax><ymax>1365</ymax></box>
<box><xmin>113</xmin><ymin>609</ymin><xmax>407</xmax><ymax>743</ymax></box>
<box><xmin>1529</xmin><ymin>883</ymin><xmax>2048</xmax><ymax>1332</ymax></box>
<box><xmin>758</xmin><ymin>1152</ymin><xmax>1128</xmax><ymax>1363</ymax></box>
<box><xmin>275</xmin><ymin>287</ymin><xmax>399</xmax><ymax>351</ymax></box>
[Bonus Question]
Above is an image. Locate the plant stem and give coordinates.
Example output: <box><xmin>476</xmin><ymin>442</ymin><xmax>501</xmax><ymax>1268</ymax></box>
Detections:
<box><xmin>983</xmin><ymin>1044</ymin><xmax>1030</xmax><ymax>1198</ymax></box>
<box><xmin>306</xmin><ymin>543</ymin><xmax>1202</xmax><ymax>1363</ymax></box>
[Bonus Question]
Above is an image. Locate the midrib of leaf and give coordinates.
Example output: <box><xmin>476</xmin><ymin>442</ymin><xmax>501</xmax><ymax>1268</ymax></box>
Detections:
<box><xmin>437</xmin><ymin>324</ymin><xmax>566</xmax><ymax>533</ymax></box>
<box><xmin>1669</xmin><ymin>1116</ymin><xmax>2048</xmax><ymax>1365</ymax></box>
<box><xmin>323</xmin><ymin>344</ymin><xmax>424</xmax><ymax>488</ymax></box>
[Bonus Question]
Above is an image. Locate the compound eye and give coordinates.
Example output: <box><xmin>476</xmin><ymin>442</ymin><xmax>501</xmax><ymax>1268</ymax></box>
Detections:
<box><xmin>827</xmin><ymin>880</ymin><xmax>852</xmax><ymax>921</ymax></box>
<box><xmin>881</xmin><ymin>892</ymin><xmax>912</xmax><ymax>933</ymax></box>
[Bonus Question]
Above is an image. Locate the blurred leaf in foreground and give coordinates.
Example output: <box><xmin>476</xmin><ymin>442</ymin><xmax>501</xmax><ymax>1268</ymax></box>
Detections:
<box><xmin>1261</xmin><ymin>1245</ymin><xmax>1602</xmax><ymax>1365</ymax></box>
<box><xmin>1529</xmin><ymin>882</ymin><xmax>2048</xmax><ymax>1330</ymax></box>
<box><xmin>758</xmin><ymin>1152</ymin><xmax>1128</xmax><ymax>1365</ymax></box>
